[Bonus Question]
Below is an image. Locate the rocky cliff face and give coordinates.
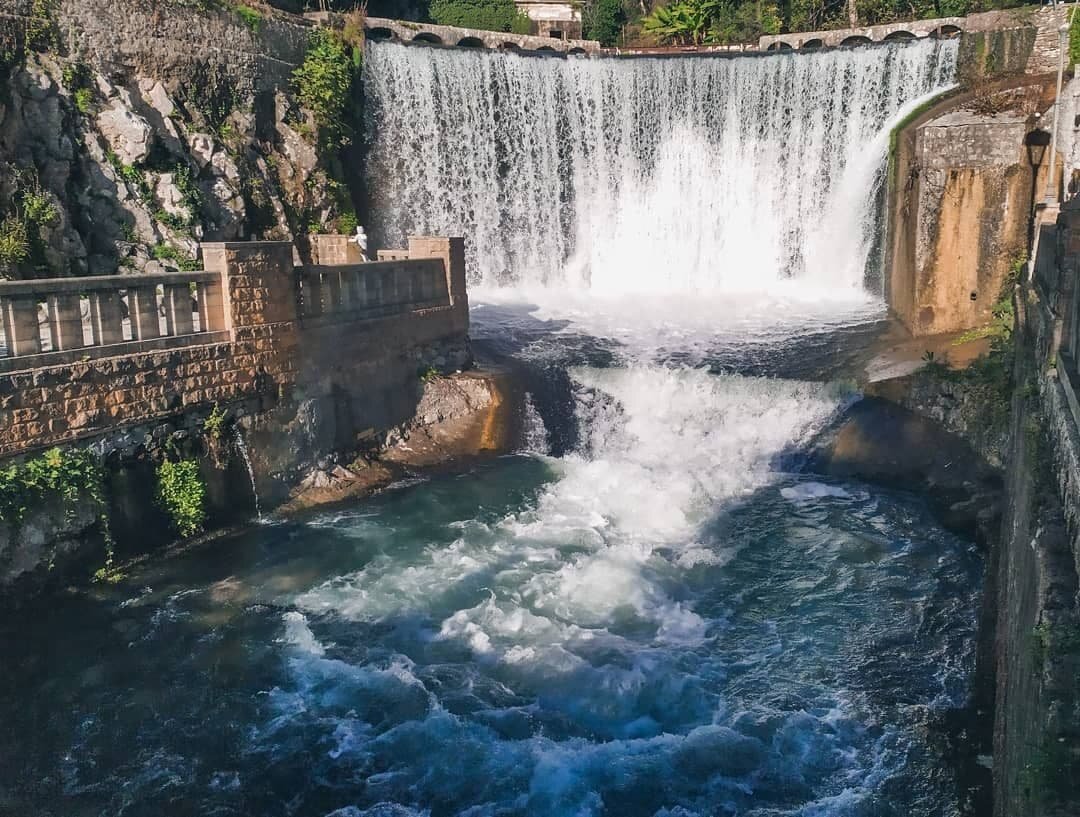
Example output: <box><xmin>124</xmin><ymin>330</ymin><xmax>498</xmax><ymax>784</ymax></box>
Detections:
<box><xmin>0</xmin><ymin>0</ymin><xmax>359</xmax><ymax>280</ymax></box>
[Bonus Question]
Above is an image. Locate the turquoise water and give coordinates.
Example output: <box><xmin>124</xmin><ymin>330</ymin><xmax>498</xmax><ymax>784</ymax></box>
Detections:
<box><xmin>0</xmin><ymin>347</ymin><xmax>982</xmax><ymax>816</ymax></box>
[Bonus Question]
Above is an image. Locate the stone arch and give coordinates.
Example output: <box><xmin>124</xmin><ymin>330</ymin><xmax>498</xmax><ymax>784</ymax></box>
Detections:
<box><xmin>839</xmin><ymin>35</ymin><xmax>872</xmax><ymax>47</ymax></box>
<box><xmin>411</xmin><ymin>32</ymin><xmax>443</xmax><ymax>45</ymax></box>
<box><xmin>884</xmin><ymin>30</ymin><xmax>915</xmax><ymax>41</ymax></box>
<box><xmin>766</xmin><ymin>41</ymin><xmax>793</xmax><ymax>51</ymax></box>
<box><xmin>457</xmin><ymin>36</ymin><xmax>486</xmax><ymax>48</ymax></box>
<box><xmin>366</xmin><ymin>27</ymin><xmax>396</xmax><ymax>41</ymax></box>
<box><xmin>535</xmin><ymin>45</ymin><xmax>559</xmax><ymax>54</ymax></box>
<box><xmin>568</xmin><ymin>47</ymin><xmax>587</xmax><ymax>55</ymax></box>
<box><xmin>801</xmin><ymin>38</ymin><xmax>823</xmax><ymax>49</ymax></box>
<box><xmin>500</xmin><ymin>41</ymin><xmax>521</xmax><ymax>51</ymax></box>
<box><xmin>933</xmin><ymin>24</ymin><xmax>962</xmax><ymax>39</ymax></box>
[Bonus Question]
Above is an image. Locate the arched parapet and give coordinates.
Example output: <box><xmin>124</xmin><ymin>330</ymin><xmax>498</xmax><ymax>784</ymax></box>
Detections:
<box><xmin>366</xmin><ymin>27</ymin><xmax>396</xmax><ymax>42</ymax></box>
<box><xmin>360</xmin><ymin>15</ymin><xmax>602</xmax><ymax>55</ymax></box>
<box><xmin>412</xmin><ymin>32</ymin><xmax>443</xmax><ymax>45</ymax></box>
<box><xmin>758</xmin><ymin>14</ymin><xmax>966</xmax><ymax>52</ymax></box>
<box><xmin>933</xmin><ymin>24</ymin><xmax>962</xmax><ymax>39</ymax></box>
<box><xmin>766</xmin><ymin>41</ymin><xmax>793</xmax><ymax>51</ymax></box>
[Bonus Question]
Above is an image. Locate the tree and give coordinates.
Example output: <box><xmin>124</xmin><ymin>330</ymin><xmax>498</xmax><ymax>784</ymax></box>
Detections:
<box><xmin>584</xmin><ymin>0</ymin><xmax>627</xmax><ymax>45</ymax></box>
<box><xmin>428</xmin><ymin>0</ymin><xmax>533</xmax><ymax>32</ymax></box>
<box><xmin>642</xmin><ymin>0</ymin><xmax>719</xmax><ymax>44</ymax></box>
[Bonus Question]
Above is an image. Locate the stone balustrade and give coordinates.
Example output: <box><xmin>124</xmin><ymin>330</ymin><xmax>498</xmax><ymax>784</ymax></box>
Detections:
<box><xmin>299</xmin><ymin>259</ymin><xmax>450</xmax><ymax>322</ymax></box>
<box><xmin>0</xmin><ymin>270</ymin><xmax>226</xmax><ymax>373</ymax></box>
<box><xmin>0</xmin><ymin>236</ymin><xmax>470</xmax><ymax>458</ymax></box>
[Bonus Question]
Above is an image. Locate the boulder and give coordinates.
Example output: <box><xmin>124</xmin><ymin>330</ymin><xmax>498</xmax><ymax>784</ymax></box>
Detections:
<box><xmin>96</xmin><ymin>102</ymin><xmax>153</xmax><ymax>165</ymax></box>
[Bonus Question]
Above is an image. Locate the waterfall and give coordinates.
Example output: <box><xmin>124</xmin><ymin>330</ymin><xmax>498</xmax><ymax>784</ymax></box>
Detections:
<box><xmin>522</xmin><ymin>392</ymin><xmax>550</xmax><ymax>455</ymax></box>
<box><xmin>233</xmin><ymin>426</ymin><xmax>262</xmax><ymax>520</ymax></box>
<box><xmin>363</xmin><ymin>40</ymin><xmax>957</xmax><ymax>296</ymax></box>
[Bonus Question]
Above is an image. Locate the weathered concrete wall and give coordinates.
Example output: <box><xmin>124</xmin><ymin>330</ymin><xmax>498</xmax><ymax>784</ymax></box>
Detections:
<box><xmin>886</xmin><ymin>84</ymin><xmax>1051</xmax><ymax>336</ymax></box>
<box><xmin>987</xmin><ymin>200</ymin><xmax>1080</xmax><ymax>816</ymax></box>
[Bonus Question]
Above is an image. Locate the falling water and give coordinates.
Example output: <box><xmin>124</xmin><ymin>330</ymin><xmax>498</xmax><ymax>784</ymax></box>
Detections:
<box><xmin>364</xmin><ymin>40</ymin><xmax>957</xmax><ymax>295</ymax></box>
<box><xmin>522</xmin><ymin>392</ymin><xmax>550</xmax><ymax>455</ymax></box>
<box><xmin>233</xmin><ymin>426</ymin><xmax>262</xmax><ymax>520</ymax></box>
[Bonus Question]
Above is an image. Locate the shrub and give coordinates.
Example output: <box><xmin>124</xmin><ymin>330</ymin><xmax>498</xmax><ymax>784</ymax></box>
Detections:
<box><xmin>156</xmin><ymin>459</ymin><xmax>207</xmax><ymax>538</ymax></box>
<box><xmin>152</xmin><ymin>243</ymin><xmax>200</xmax><ymax>271</ymax></box>
<box><xmin>203</xmin><ymin>403</ymin><xmax>228</xmax><ymax>441</ymax></box>
<box><xmin>26</xmin><ymin>0</ymin><xmax>58</xmax><ymax>51</ymax></box>
<box><xmin>231</xmin><ymin>2</ymin><xmax>263</xmax><ymax>30</ymax></box>
<box><xmin>429</xmin><ymin>0</ymin><xmax>531</xmax><ymax>34</ymax></box>
<box><xmin>0</xmin><ymin>216</ymin><xmax>29</xmax><ymax>276</ymax></box>
<box><xmin>293</xmin><ymin>29</ymin><xmax>356</xmax><ymax>147</ymax></box>
<box><xmin>584</xmin><ymin>0</ymin><xmax>626</xmax><ymax>46</ymax></box>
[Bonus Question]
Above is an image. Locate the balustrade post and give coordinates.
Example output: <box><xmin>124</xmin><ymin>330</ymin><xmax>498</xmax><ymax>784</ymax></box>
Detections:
<box><xmin>164</xmin><ymin>283</ymin><xmax>195</xmax><ymax>337</ymax></box>
<box><xmin>130</xmin><ymin>286</ymin><xmax>161</xmax><ymax>340</ymax></box>
<box><xmin>91</xmin><ymin>291</ymin><xmax>125</xmax><ymax>345</ymax></box>
<box><xmin>306</xmin><ymin>273</ymin><xmax>324</xmax><ymax>317</ymax></box>
<box><xmin>49</xmin><ymin>293</ymin><xmax>84</xmax><ymax>351</ymax></box>
<box><xmin>326</xmin><ymin>270</ymin><xmax>342</xmax><ymax>313</ymax></box>
<box><xmin>2</xmin><ymin>296</ymin><xmax>42</xmax><ymax>356</ymax></box>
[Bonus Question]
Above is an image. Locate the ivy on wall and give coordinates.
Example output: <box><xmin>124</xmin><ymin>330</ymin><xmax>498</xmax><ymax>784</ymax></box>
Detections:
<box><xmin>155</xmin><ymin>459</ymin><xmax>207</xmax><ymax>538</ymax></box>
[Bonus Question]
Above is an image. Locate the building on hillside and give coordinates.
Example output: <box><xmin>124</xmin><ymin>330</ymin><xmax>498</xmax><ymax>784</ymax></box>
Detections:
<box><xmin>514</xmin><ymin>0</ymin><xmax>582</xmax><ymax>40</ymax></box>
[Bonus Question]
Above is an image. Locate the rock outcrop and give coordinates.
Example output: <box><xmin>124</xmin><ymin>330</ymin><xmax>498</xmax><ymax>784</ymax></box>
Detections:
<box><xmin>0</xmin><ymin>0</ymin><xmax>359</xmax><ymax>280</ymax></box>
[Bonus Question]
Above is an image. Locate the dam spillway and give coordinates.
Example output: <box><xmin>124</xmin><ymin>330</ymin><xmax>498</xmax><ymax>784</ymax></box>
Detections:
<box><xmin>363</xmin><ymin>39</ymin><xmax>958</xmax><ymax>295</ymax></box>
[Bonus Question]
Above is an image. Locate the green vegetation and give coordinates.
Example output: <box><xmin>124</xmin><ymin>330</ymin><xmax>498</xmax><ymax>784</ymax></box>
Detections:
<box><xmin>26</xmin><ymin>0</ymin><xmax>59</xmax><ymax>52</ymax></box>
<box><xmin>203</xmin><ymin>404</ymin><xmax>229</xmax><ymax>441</ymax></box>
<box><xmin>62</xmin><ymin>63</ymin><xmax>94</xmax><ymax>114</ymax></box>
<box><xmin>418</xmin><ymin>364</ymin><xmax>441</xmax><ymax>382</ymax></box>
<box><xmin>429</xmin><ymin>0</ymin><xmax>532</xmax><ymax>33</ymax></box>
<box><xmin>155</xmin><ymin>459</ymin><xmax>207</xmax><ymax>538</ymax></box>
<box><xmin>230</xmin><ymin>2</ymin><xmax>264</xmax><ymax>30</ymax></box>
<box><xmin>106</xmin><ymin>151</ymin><xmax>153</xmax><ymax>199</ymax></box>
<box><xmin>152</xmin><ymin>243</ymin><xmax>201</xmax><ymax>271</ymax></box>
<box><xmin>642</xmin><ymin>0</ymin><xmax>779</xmax><ymax>45</ymax></box>
<box><xmin>0</xmin><ymin>216</ymin><xmax>30</xmax><ymax>276</ymax></box>
<box><xmin>584</xmin><ymin>0</ymin><xmax>627</xmax><ymax>45</ymax></box>
<box><xmin>0</xmin><ymin>447</ymin><xmax>105</xmax><ymax>526</ymax></box>
<box><xmin>293</xmin><ymin>28</ymin><xmax>360</xmax><ymax>147</ymax></box>
<box><xmin>0</xmin><ymin>170</ymin><xmax>60</xmax><ymax>277</ymax></box>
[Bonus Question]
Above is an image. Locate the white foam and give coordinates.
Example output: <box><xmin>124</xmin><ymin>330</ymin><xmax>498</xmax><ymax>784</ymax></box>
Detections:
<box><xmin>781</xmin><ymin>482</ymin><xmax>854</xmax><ymax>502</ymax></box>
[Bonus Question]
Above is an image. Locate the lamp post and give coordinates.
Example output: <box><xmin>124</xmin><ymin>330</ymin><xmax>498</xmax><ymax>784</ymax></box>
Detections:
<box><xmin>1027</xmin><ymin>122</ymin><xmax>1052</xmax><ymax>259</ymax></box>
<box><xmin>1044</xmin><ymin>11</ymin><xmax>1070</xmax><ymax>203</ymax></box>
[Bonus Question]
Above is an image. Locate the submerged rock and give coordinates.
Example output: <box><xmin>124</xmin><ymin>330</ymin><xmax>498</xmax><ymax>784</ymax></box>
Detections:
<box><xmin>808</xmin><ymin>396</ymin><xmax>1004</xmax><ymax>547</ymax></box>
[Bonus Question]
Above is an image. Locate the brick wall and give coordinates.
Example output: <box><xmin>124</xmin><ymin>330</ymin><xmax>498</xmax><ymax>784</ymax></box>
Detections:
<box><xmin>0</xmin><ymin>238</ymin><xmax>470</xmax><ymax>459</ymax></box>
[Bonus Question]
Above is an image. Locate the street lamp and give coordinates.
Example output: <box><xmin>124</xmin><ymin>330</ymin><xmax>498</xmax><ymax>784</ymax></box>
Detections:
<box><xmin>1027</xmin><ymin>122</ymin><xmax>1052</xmax><ymax>257</ymax></box>
<box><xmin>1045</xmin><ymin>14</ymin><xmax>1071</xmax><ymax>203</ymax></box>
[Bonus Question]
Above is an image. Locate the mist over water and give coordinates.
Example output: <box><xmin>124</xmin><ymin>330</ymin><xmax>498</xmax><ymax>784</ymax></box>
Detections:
<box><xmin>364</xmin><ymin>39</ymin><xmax>957</xmax><ymax>294</ymax></box>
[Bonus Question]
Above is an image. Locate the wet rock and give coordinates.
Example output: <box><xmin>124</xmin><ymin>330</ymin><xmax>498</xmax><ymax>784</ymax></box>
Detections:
<box><xmin>808</xmin><ymin>397</ymin><xmax>1004</xmax><ymax>546</ymax></box>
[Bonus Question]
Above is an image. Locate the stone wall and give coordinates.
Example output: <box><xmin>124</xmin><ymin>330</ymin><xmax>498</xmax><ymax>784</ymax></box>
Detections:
<box><xmin>0</xmin><ymin>237</ymin><xmax>469</xmax><ymax>458</ymax></box>
<box><xmin>988</xmin><ymin>200</ymin><xmax>1080</xmax><ymax>815</ymax></box>
<box><xmin>886</xmin><ymin>83</ymin><xmax>1052</xmax><ymax>336</ymax></box>
<box><xmin>0</xmin><ymin>237</ymin><xmax>477</xmax><ymax>594</ymax></box>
